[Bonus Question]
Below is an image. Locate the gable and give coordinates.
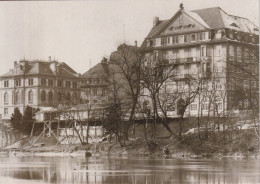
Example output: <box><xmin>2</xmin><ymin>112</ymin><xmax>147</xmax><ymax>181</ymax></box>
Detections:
<box><xmin>159</xmin><ymin>11</ymin><xmax>209</xmax><ymax>36</ymax></box>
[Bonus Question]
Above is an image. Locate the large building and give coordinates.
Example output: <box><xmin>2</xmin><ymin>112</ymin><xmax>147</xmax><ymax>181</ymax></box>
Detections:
<box><xmin>81</xmin><ymin>58</ymin><xmax>109</xmax><ymax>106</ymax></box>
<box><xmin>141</xmin><ymin>5</ymin><xmax>259</xmax><ymax>117</ymax></box>
<box><xmin>0</xmin><ymin>59</ymin><xmax>81</xmax><ymax>123</ymax></box>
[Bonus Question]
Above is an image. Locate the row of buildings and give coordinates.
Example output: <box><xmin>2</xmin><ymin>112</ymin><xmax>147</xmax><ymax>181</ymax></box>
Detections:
<box><xmin>0</xmin><ymin>5</ymin><xmax>259</xmax><ymax>124</ymax></box>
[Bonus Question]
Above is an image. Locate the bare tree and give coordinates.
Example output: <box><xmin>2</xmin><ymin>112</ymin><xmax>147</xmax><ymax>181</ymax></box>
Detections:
<box><xmin>109</xmin><ymin>43</ymin><xmax>144</xmax><ymax>141</ymax></box>
<box><xmin>140</xmin><ymin>52</ymin><xmax>177</xmax><ymax>143</ymax></box>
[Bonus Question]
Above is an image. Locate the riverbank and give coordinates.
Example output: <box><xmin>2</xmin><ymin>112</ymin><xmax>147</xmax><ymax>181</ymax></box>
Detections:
<box><xmin>1</xmin><ymin>133</ymin><xmax>259</xmax><ymax>160</ymax></box>
<box><xmin>1</xmin><ymin>124</ymin><xmax>259</xmax><ymax>159</ymax></box>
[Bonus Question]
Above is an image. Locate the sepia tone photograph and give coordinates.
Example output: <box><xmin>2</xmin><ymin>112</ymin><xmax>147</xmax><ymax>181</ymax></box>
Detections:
<box><xmin>0</xmin><ymin>0</ymin><xmax>259</xmax><ymax>183</ymax></box>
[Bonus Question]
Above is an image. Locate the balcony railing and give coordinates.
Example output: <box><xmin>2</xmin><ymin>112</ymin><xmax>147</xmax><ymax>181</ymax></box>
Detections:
<box><xmin>167</xmin><ymin>56</ymin><xmax>211</xmax><ymax>64</ymax></box>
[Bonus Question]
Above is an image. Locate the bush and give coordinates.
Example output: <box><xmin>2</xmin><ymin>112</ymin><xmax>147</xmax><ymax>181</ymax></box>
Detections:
<box><xmin>11</xmin><ymin>108</ymin><xmax>22</xmax><ymax>130</ymax></box>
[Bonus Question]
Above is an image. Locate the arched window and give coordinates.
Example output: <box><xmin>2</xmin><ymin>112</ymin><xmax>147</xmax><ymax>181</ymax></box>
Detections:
<box><xmin>28</xmin><ymin>91</ymin><xmax>33</xmax><ymax>103</ymax></box>
<box><xmin>72</xmin><ymin>93</ymin><xmax>77</xmax><ymax>103</ymax></box>
<box><xmin>66</xmin><ymin>92</ymin><xmax>70</xmax><ymax>102</ymax></box>
<box><xmin>41</xmin><ymin>90</ymin><xmax>46</xmax><ymax>102</ymax></box>
<box><xmin>15</xmin><ymin>91</ymin><xmax>21</xmax><ymax>104</ymax></box>
<box><xmin>48</xmin><ymin>91</ymin><xmax>53</xmax><ymax>102</ymax></box>
<box><xmin>4</xmin><ymin>92</ymin><xmax>8</xmax><ymax>105</ymax></box>
<box><xmin>57</xmin><ymin>92</ymin><xmax>62</xmax><ymax>102</ymax></box>
<box><xmin>143</xmin><ymin>100</ymin><xmax>149</xmax><ymax>111</ymax></box>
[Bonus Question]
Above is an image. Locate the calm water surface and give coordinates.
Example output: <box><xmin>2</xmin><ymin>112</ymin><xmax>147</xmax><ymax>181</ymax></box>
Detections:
<box><xmin>0</xmin><ymin>156</ymin><xmax>259</xmax><ymax>184</ymax></box>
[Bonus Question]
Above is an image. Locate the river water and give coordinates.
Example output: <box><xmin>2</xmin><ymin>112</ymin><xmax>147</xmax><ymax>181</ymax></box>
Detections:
<box><xmin>0</xmin><ymin>156</ymin><xmax>259</xmax><ymax>184</ymax></box>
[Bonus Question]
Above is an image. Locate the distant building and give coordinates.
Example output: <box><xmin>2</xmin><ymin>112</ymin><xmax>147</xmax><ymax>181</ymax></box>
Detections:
<box><xmin>141</xmin><ymin>5</ymin><xmax>259</xmax><ymax>117</ymax></box>
<box><xmin>0</xmin><ymin>59</ymin><xmax>81</xmax><ymax>123</ymax></box>
<box><xmin>81</xmin><ymin>57</ymin><xmax>109</xmax><ymax>107</ymax></box>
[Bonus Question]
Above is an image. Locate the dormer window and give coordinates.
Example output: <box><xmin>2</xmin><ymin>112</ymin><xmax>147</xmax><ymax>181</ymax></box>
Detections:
<box><xmin>199</xmin><ymin>32</ymin><xmax>207</xmax><ymax>40</ymax></box>
<box><xmin>230</xmin><ymin>23</ymin><xmax>240</xmax><ymax>28</ymax></box>
<box><xmin>15</xmin><ymin>79</ymin><xmax>21</xmax><ymax>87</ymax></box>
<box><xmin>215</xmin><ymin>30</ymin><xmax>222</xmax><ymax>39</ymax></box>
<box><xmin>167</xmin><ymin>37</ymin><xmax>171</xmax><ymax>45</ymax></box>
<box><xmin>179</xmin><ymin>35</ymin><xmax>187</xmax><ymax>43</ymax></box>
<box><xmin>4</xmin><ymin>80</ymin><xmax>9</xmax><ymax>87</ymax></box>
<box><xmin>190</xmin><ymin>34</ymin><xmax>196</xmax><ymax>41</ymax></box>
<box><xmin>173</xmin><ymin>36</ymin><xmax>179</xmax><ymax>44</ymax></box>
<box><xmin>228</xmin><ymin>32</ymin><xmax>234</xmax><ymax>39</ymax></box>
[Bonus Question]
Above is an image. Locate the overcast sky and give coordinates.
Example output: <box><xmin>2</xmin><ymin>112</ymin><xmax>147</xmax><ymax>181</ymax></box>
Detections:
<box><xmin>0</xmin><ymin>0</ymin><xmax>259</xmax><ymax>76</ymax></box>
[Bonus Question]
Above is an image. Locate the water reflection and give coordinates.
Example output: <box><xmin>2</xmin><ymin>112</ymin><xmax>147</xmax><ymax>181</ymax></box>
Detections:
<box><xmin>0</xmin><ymin>156</ymin><xmax>259</xmax><ymax>184</ymax></box>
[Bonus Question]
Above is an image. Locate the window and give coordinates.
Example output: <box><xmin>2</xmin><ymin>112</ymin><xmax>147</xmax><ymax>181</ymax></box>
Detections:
<box><xmin>28</xmin><ymin>91</ymin><xmax>33</xmax><ymax>103</ymax></box>
<box><xmin>58</xmin><ymin>92</ymin><xmax>62</xmax><ymax>102</ymax></box>
<box><xmin>93</xmin><ymin>88</ymin><xmax>97</xmax><ymax>95</ymax></box>
<box><xmin>179</xmin><ymin>49</ymin><xmax>185</xmax><ymax>58</ymax></box>
<box><xmin>190</xmin><ymin>104</ymin><xmax>197</xmax><ymax>111</ymax></box>
<box><xmin>66</xmin><ymin>92</ymin><xmax>70</xmax><ymax>101</ymax></box>
<box><xmin>199</xmin><ymin>32</ymin><xmax>206</xmax><ymax>40</ymax></box>
<box><xmin>28</xmin><ymin>79</ymin><xmax>34</xmax><ymax>86</ymax></box>
<box><xmin>41</xmin><ymin>90</ymin><xmax>46</xmax><ymax>102</ymax></box>
<box><xmin>216</xmin><ymin>103</ymin><xmax>222</xmax><ymax>110</ymax></box>
<box><xmin>41</xmin><ymin>78</ymin><xmax>46</xmax><ymax>86</ymax></box>
<box><xmin>191</xmin><ymin>34</ymin><xmax>196</xmax><ymax>42</ymax></box>
<box><xmin>4</xmin><ymin>108</ymin><xmax>8</xmax><ymax>116</ymax></box>
<box><xmin>237</xmin><ymin>46</ymin><xmax>242</xmax><ymax>62</ymax></box>
<box><xmin>202</xmin><ymin>103</ymin><xmax>209</xmax><ymax>110</ymax></box>
<box><xmin>215</xmin><ymin>30</ymin><xmax>222</xmax><ymax>39</ymax></box>
<box><xmin>173</xmin><ymin>36</ymin><xmax>179</xmax><ymax>44</ymax></box>
<box><xmin>179</xmin><ymin>35</ymin><xmax>184</xmax><ymax>43</ymax></box>
<box><xmin>15</xmin><ymin>91</ymin><xmax>21</xmax><ymax>104</ymax></box>
<box><xmin>66</xmin><ymin>81</ymin><xmax>71</xmax><ymax>88</ymax></box>
<box><xmin>201</xmin><ymin>46</ymin><xmax>206</xmax><ymax>57</ymax></box>
<box><xmin>96</xmin><ymin>79</ymin><xmax>100</xmax><ymax>83</ymax></box>
<box><xmin>161</xmin><ymin>37</ymin><xmax>166</xmax><ymax>46</ymax></box>
<box><xmin>48</xmin><ymin>91</ymin><xmax>53</xmax><ymax>101</ymax></box>
<box><xmin>48</xmin><ymin>79</ymin><xmax>53</xmax><ymax>87</ymax></box>
<box><xmin>155</xmin><ymin>38</ymin><xmax>161</xmax><ymax>46</ymax></box>
<box><xmin>4</xmin><ymin>92</ymin><xmax>8</xmax><ymax>105</ymax></box>
<box><xmin>73</xmin><ymin>82</ymin><xmax>77</xmax><ymax>89</ymax></box>
<box><xmin>184</xmin><ymin>35</ymin><xmax>187</xmax><ymax>42</ymax></box>
<box><xmin>244</xmin><ymin>48</ymin><xmax>249</xmax><ymax>62</ymax></box>
<box><xmin>167</xmin><ymin>37</ymin><xmax>171</xmax><ymax>45</ymax></box>
<box><xmin>15</xmin><ymin>79</ymin><xmax>21</xmax><ymax>87</ymax></box>
<box><xmin>229</xmin><ymin>45</ymin><xmax>234</xmax><ymax>57</ymax></box>
<box><xmin>190</xmin><ymin>48</ymin><xmax>196</xmax><ymax>58</ymax></box>
<box><xmin>72</xmin><ymin>93</ymin><xmax>77</xmax><ymax>102</ymax></box>
<box><xmin>57</xmin><ymin>80</ymin><xmax>62</xmax><ymax>87</ymax></box>
<box><xmin>4</xmin><ymin>80</ymin><xmax>9</xmax><ymax>87</ymax></box>
<box><xmin>102</xmin><ymin>88</ymin><xmax>106</xmax><ymax>95</ymax></box>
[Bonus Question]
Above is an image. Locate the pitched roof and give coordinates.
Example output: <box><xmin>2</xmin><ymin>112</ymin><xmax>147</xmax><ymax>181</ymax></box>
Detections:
<box><xmin>192</xmin><ymin>7</ymin><xmax>225</xmax><ymax>29</ymax></box>
<box><xmin>183</xmin><ymin>10</ymin><xmax>210</xmax><ymax>28</ymax></box>
<box><xmin>1</xmin><ymin>60</ymin><xmax>79</xmax><ymax>78</ymax></box>
<box><xmin>82</xmin><ymin>62</ymin><xmax>107</xmax><ymax>79</ymax></box>
<box><xmin>146</xmin><ymin>20</ymin><xmax>169</xmax><ymax>38</ymax></box>
<box><xmin>144</xmin><ymin>7</ymin><xmax>258</xmax><ymax>40</ymax></box>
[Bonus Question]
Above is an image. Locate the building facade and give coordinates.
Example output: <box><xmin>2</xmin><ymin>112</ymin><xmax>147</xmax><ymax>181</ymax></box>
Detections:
<box><xmin>81</xmin><ymin>58</ymin><xmax>109</xmax><ymax>106</ymax></box>
<box><xmin>141</xmin><ymin>5</ymin><xmax>259</xmax><ymax>117</ymax></box>
<box><xmin>0</xmin><ymin>59</ymin><xmax>81</xmax><ymax>123</ymax></box>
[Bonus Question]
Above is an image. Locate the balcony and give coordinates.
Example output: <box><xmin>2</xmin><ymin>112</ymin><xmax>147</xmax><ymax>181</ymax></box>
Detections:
<box><xmin>167</xmin><ymin>56</ymin><xmax>211</xmax><ymax>65</ymax></box>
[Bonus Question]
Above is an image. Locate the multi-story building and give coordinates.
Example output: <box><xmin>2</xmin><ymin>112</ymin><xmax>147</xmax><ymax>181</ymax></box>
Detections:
<box><xmin>0</xmin><ymin>59</ymin><xmax>81</xmax><ymax>123</ymax></box>
<box><xmin>141</xmin><ymin>5</ymin><xmax>259</xmax><ymax>117</ymax></box>
<box><xmin>81</xmin><ymin>58</ymin><xmax>109</xmax><ymax>107</ymax></box>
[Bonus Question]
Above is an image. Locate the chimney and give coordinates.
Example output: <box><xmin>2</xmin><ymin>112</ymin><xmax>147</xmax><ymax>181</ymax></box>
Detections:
<box><xmin>135</xmin><ymin>40</ymin><xmax>138</xmax><ymax>47</ymax></box>
<box><xmin>48</xmin><ymin>56</ymin><xmax>51</xmax><ymax>62</ymax></box>
<box><xmin>153</xmin><ymin>17</ymin><xmax>159</xmax><ymax>27</ymax></box>
<box><xmin>14</xmin><ymin>61</ymin><xmax>17</xmax><ymax>68</ymax></box>
<box><xmin>180</xmin><ymin>3</ymin><xmax>184</xmax><ymax>10</ymax></box>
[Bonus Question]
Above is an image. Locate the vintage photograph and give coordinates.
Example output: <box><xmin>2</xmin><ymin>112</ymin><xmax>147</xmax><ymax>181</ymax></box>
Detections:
<box><xmin>0</xmin><ymin>0</ymin><xmax>259</xmax><ymax>183</ymax></box>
